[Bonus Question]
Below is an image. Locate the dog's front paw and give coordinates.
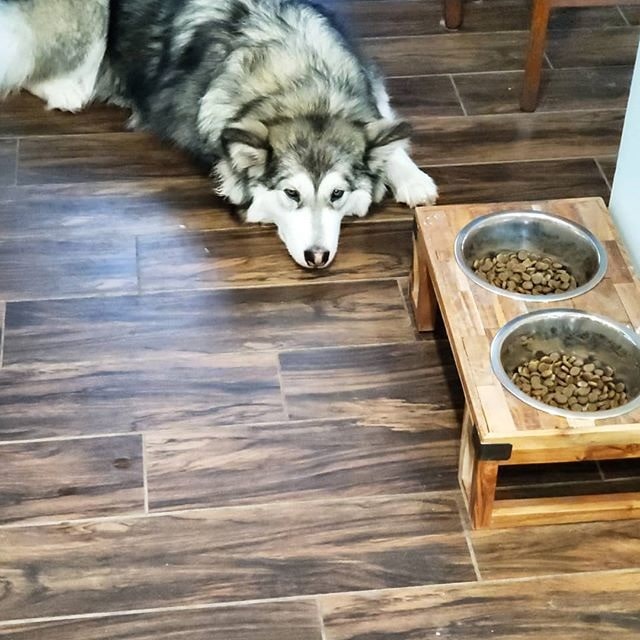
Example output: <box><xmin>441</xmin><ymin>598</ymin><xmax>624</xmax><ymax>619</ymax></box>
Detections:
<box><xmin>393</xmin><ymin>170</ymin><xmax>438</xmax><ymax>207</ymax></box>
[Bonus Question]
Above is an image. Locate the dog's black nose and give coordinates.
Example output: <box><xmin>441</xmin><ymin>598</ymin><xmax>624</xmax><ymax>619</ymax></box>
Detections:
<box><xmin>304</xmin><ymin>247</ymin><xmax>330</xmax><ymax>268</ymax></box>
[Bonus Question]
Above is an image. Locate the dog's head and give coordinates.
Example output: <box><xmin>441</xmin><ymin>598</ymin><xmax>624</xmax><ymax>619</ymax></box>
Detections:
<box><xmin>216</xmin><ymin>116</ymin><xmax>410</xmax><ymax>269</ymax></box>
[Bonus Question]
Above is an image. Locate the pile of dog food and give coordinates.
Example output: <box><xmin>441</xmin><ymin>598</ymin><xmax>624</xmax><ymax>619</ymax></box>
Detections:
<box><xmin>472</xmin><ymin>250</ymin><xmax>578</xmax><ymax>295</ymax></box>
<box><xmin>511</xmin><ymin>351</ymin><xmax>628</xmax><ymax>412</ymax></box>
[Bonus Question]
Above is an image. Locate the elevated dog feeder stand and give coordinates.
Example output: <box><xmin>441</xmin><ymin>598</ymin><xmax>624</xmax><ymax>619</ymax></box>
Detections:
<box><xmin>411</xmin><ymin>197</ymin><xmax>640</xmax><ymax>528</ymax></box>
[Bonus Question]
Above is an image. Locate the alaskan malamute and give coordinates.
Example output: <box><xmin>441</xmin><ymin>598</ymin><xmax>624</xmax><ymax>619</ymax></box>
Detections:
<box><xmin>0</xmin><ymin>0</ymin><xmax>438</xmax><ymax>268</ymax></box>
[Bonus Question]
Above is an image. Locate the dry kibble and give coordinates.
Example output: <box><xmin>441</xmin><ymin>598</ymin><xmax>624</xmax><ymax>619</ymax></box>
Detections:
<box><xmin>510</xmin><ymin>349</ymin><xmax>629</xmax><ymax>413</ymax></box>
<box><xmin>471</xmin><ymin>249</ymin><xmax>579</xmax><ymax>296</ymax></box>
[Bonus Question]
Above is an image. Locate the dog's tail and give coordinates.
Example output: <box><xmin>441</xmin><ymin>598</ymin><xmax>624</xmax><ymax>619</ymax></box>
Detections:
<box><xmin>0</xmin><ymin>2</ymin><xmax>37</xmax><ymax>95</ymax></box>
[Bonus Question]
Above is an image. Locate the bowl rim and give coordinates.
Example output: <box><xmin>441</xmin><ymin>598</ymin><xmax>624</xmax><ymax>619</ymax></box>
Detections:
<box><xmin>454</xmin><ymin>209</ymin><xmax>609</xmax><ymax>302</ymax></box>
<box><xmin>490</xmin><ymin>308</ymin><xmax>640</xmax><ymax>420</ymax></box>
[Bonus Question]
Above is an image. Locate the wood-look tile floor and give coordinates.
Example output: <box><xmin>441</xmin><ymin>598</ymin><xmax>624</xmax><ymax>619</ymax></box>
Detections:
<box><xmin>1</xmin><ymin>0</ymin><xmax>639</xmax><ymax>636</ymax></box>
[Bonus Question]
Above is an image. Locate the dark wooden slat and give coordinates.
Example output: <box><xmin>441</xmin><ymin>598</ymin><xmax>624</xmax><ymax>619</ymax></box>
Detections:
<box><xmin>137</xmin><ymin>220</ymin><xmax>413</xmax><ymax>292</ymax></box>
<box><xmin>546</xmin><ymin>26</ymin><xmax>640</xmax><ymax>68</ymax></box>
<box><xmin>146</xmin><ymin>416</ymin><xmax>460</xmax><ymax>511</ymax></box>
<box><xmin>3</xmin><ymin>281</ymin><xmax>415</xmax><ymax>365</ymax></box>
<box><xmin>319</xmin><ymin>570</ymin><xmax>640</xmax><ymax>640</ymax></box>
<box><xmin>1</xmin><ymin>602</ymin><xmax>322</xmax><ymax>640</ymax></box>
<box><xmin>0</xmin><ymin>93</ymin><xmax>127</xmax><ymax>137</ymax></box>
<box><xmin>470</xmin><ymin>519</ymin><xmax>640</xmax><ymax>579</ymax></box>
<box><xmin>0</xmin><ymin>602</ymin><xmax>323</xmax><ymax>640</ymax></box>
<box><xmin>0</xmin><ymin>178</ymin><xmax>238</xmax><ymax>240</ymax></box>
<box><xmin>498</xmin><ymin>461</ymin><xmax>601</xmax><ymax>488</ymax></box>
<box><xmin>599</xmin><ymin>458</ymin><xmax>640</xmax><ymax>480</ymax></box>
<box><xmin>496</xmin><ymin>477</ymin><xmax>640</xmax><ymax>501</ymax></box>
<box><xmin>385</xmin><ymin>75</ymin><xmax>464</xmax><ymax>117</ymax></box>
<box><xmin>0</xmin><ymin>353</ymin><xmax>285</xmax><ymax>441</ymax></box>
<box><xmin>409</xmin><ymin>110</ymin><xmax>624</xmax><ymax>166</ymax></box>
<box><xmin>0</xmin><ymin>436</ymin><xmax>144</xmax><ymax>526</ymax></box>
<box><xmin>279</xmin><ymin>341</ymin><xmax>464</xmax><ymax>421</ymax></box>
<box><xmin>324</xmin><ymin>0</ymin><xmax>625</xmax><ymax>37</ymax></box>
<box><xmin>0</xmin><ymin>139</ymin><xmax>17</xmax><ymax>187</ymax></box>
<box><xmin>427</xmin><ymin>158</ymin><xmax>610</xmax><ymax>204</ymax></box>
<box><xmin>361</xmin><ymin>32</ymin><xmax>536</xmax><ymax>77</ymax></box>
<box><xmin>17</xmin><ymin>133</ymin><xmax>204</xmax><ymax>185</ymax></box>
<box><xmin>0</xmin><ymin>236</ymin><xmax>137</xmax><ymax>301</ymax></box>
<box><xmin>453</xmin><ymin>67</ymin><xmax>633</xmax><ymax>115</ymax></box>
<box><xmin>0</xmin><ymin>495</ymin><xmax>474</xmax><ymax>620</ymax></box>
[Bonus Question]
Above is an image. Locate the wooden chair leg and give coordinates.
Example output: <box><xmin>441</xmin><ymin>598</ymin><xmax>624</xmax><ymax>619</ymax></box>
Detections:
<box><xmin>443</xmin><ymin>0</ymin><xmax>464</xmax><ymax>29</ymax></box>
<box><xmin>520</xmin><ymin>0</ymin><xmax>551</xmax><ymax>112</ymax></box>
<box><xmin>410</xmin><ymin>228</ymin><xmax>438</xmax><ymax>332</ymax></box>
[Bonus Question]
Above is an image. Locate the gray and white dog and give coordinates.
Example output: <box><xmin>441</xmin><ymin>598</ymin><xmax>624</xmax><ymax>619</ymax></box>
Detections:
<box><xmin>1</xmin><ymin>0</ymin><xmax>438</xmax><ymax>268</ymax></box>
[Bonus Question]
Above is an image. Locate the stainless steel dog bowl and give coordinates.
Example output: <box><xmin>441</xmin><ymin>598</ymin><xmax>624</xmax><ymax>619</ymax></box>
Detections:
<box><xmin>491</xmin><ymin>309</ymin><xmax>640</xmax><ymax>419</ymax></box>
<box><xmin>454</xmin><ymin>211</ymin><xmax>608</xmax><ymax>301</ymax></box>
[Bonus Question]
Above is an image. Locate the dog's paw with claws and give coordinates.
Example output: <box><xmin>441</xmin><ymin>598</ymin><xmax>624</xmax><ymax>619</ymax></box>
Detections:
<box><xmin>393</xmin><ymin>169</ymin><xmax>439</xmax><ymax>207</ymax></box>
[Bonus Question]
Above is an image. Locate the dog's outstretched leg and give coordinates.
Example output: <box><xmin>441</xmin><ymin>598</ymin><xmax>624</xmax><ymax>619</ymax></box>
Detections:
<box><xmin>385</xmin><ymin>147</ymin><xmax>439</xmax><ymax>207</ymax></box>
<box><xmin>372</xmin><ymin>79</ymin><xmax>438</xmax><ymax>207</ymax></box>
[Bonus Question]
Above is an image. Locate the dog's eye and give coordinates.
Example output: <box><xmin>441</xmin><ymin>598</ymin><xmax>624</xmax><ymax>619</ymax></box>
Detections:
<box><xmin>330</xmin><ymin>189</ymin><xmax>345</xmax><ymax>202</ymax></box>
<box><xmin>284</xmin><ymin>188</ymin><xmax>300</xmax><ymax>203</ymax></box>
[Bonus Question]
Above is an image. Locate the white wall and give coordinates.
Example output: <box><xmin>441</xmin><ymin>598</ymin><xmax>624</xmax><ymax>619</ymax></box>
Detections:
<box><xmin>610</xmin><ymin>41</ymin><xmax>640</xmax><ymax>271</ymax></box>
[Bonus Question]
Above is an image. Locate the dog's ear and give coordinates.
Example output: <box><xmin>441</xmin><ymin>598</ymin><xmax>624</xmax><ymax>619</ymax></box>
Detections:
<box><xmin>221</xmin><ymin>120</ymin><xmax>270</xmax><ymax>173</ymax></box>
<box><xmin>365</xmin><ymin>119</ymin><xmax>411</xmax><ymax>150</ymax></box>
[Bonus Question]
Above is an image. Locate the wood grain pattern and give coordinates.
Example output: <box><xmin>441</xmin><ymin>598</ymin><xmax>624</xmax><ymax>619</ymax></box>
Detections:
<box><xmin>0</xmin><ymin>352</ymin><xmax>284</xmax><ymax>441</ymax></box>
<box><xmin>0</xmin><ymin>139</ymin><xmax>17</xmax><ymax>187</ymax></box>
<box><xmin>0</xmin><ymin>178</ymin><xmax>238</xmax><ymax>240</ymax></box>
<box><xmin>319</xmin><ymin>570</ymin><xmax>640</xmax><ymax>639</ymax></box>
<box><xmin>0</xmin><ymin>93</ymin><xmax>126</xmax><ymax>137</ymax></box>
<box><xmin>0</xmin><ymin>436</ymin><xmax>144</xmax><ymax>526</ymax></box>
<box><xmin>145</xmin><ymin>417</ymin><xmax>460</xmax><ymax>511</ymax></box>
<box><xmin>410</xmin><ymin>110</ymin><xmax>625</xmax><ymax>166</ymax></box>
<box><xmin>17</xmin><ymin>133</ymin><xmax>204</xmax><ymax>185</ymax></box>
<box><xmin>0</xmin><ymin>601</ymin><xmax>323</xmax><ymax>640</ymax></box>
<box><xmin>137</xmin><ymin>221</ymin><xmax>413</xmax><ymax>292</ymax></box>
<box><xmin>361</xmin><ymin>32</ymin><xmax>536</xmax><ymax>77</ymax></box>
<box><xmin>0</xmin><ymin>495</ymin><xmax>474</xmax><ymax>621</ymax></box>
<box><xmin>546</xmin><ymin>26</ymin><xmax>640</xmax><ymax>68</ymax></box>
<box><xmin>327</xmin><ymin>0</ymin><xmax>627</xmax><ymax>36</ymax></box>
<box><xmin>385</xmin><ymin>75</ymin><xmax>463</xmax><ymax>117</ymax></box>
<box><xmin>426</xmin><ymin>158</ymin><xmax>610</xmax><ymax>204</ymax></box>
<box><xmin>279</xmin><ymin>341</ymin><xmax>464</xmax><ymax>421</ymax></box>
<box><xmin>3</xmin><ymin>281</ymin><xmax>414</xmax><ymax>365</ymax></box>
<box><xmin>0</xmin><ymin>236</ymin><xmax>137</xmax><ymax>301</ymax></box>
<box><xmin>471</xmin><ymin>518</ymin><xmax>640</xmax><ymax>579</ymax></box>
<box><xmin>453</xmin><ymin>66</ymin><xmax>633</xmax><ymax>115</ymax></box>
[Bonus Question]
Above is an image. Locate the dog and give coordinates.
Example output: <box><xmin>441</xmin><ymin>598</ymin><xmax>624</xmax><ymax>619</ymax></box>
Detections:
<box><xmin>1</xmin><ymin>0</ymin><xmax>438</xmax><ymax>268</ymax></box>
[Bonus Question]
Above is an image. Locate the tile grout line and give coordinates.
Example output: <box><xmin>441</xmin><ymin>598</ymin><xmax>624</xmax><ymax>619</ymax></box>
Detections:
<box><xmin>455</xmin><ymin>495</ymin><xmax>483</xmax><ymax>581</ymax></box>
<box><xmin>13</xmin><ymin>138</ymin><xmax>20</xmax><ymax>186</ymax></box>
<box><xmin>315</xmin><ymin>599</ymin><xmax>329</xmax><ymax>640</ymax></box>
<box><xmin>594</xmin><ymin>157</ymin><xmax>613</xmax><ymax>191</ymax></box>
<box><xmin>275</xmin><ymin>353</ymin><xmax>292</xmax><ymax>421</ymax></box>
<box><xmin>135</xmin><ymin>236</ymin><xmax>143</xmax><ymax>295</ymax></box>
<box><xmin>617</xmin><ymin>5</ymin><xmax>632</xmax><ymax>26</ymax></box>
<box><xmin>141</xmin><ymin>433</ymin><xmax>150</xmax><ymax>514</ymax></box>
<box><xmin>544</xmin><ymin>52</ymin><xmax>554</xmax><ymax>70</ymax></box>
<box><xmin>3</xmin><ymin>567</ymin><xmax>640</xmax><ymax>628</ymax></box>
<box><xmin>448</xmin><ymin>74</ymin><xmax>468</xmax><ymax>116</ymax></box>
<box><xmin>0</xmin><ymin>301</ymin><xmax>5</xmax><ymax>368</ymax></box>
<box><xmin>463</xmin><ymin>529</ymin><xmax>483</xmax><ymax>582</ymax></box>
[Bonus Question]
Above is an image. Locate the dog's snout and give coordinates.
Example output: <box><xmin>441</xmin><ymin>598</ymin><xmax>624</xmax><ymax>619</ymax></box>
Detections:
<box><xmin>304</xmin><ymin>247</ymin><xmax>330</xmax><ymax>268</ymax></box>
